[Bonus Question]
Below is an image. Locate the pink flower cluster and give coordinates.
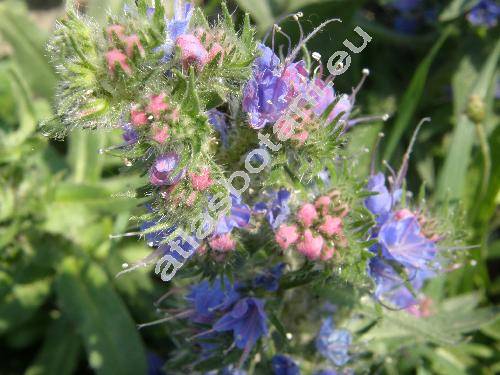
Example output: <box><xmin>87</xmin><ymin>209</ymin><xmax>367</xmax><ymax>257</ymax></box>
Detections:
<box><xmin>176</xmin><ymin>28</ymin><xmax>225</xmax><ymax>70</ymax></box>
<box><xmin>129</xmin><ymin>93</ymin><xmax>179</xmax><ymax>144</ymax></box>
<box><xmin>275</xmin><ymin>192</ymin><xmax>349</xmax><ymax>261</ymax></box>
<box><xmin>105</xmin><ymin>24</ymin><xmax>145</xmax><ymax>76</ymax></box>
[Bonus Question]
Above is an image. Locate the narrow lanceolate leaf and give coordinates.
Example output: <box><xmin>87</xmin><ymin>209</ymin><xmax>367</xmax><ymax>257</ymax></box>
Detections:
<box><xmin>439</xmin><ymin>0</ymin><xmax>478</xmax><ymax>21</ymax></box>
<box><xmin>25</xmin><ymin>318</ymin><xmax>81</xmax><ymax>375</ymax></box>
<box><xmin>56</xmin><ymin>257</ymin><xmax>147</xmax><ymax>375</ymax></box>
<box><xmin>383</xmin><ymin>27</ymin><xmax>452</xmax><ymax>162</ymax></box>
<box><xmin>0</xmin><ymin>2</ymin><xmax>55</xmax><ymax>97</ymax></box>
<box><xmin>234</xmin><ymin>0</ymin><xmax>275</xmax><ymax>33</ymax></box>
<box><xmin>436</xmin><ymin>39</ymin><xmax>500</xmax><ymax>201</ymax></box>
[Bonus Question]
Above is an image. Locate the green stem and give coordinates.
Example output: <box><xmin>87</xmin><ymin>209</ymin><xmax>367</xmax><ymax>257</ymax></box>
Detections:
<box><xmin>474</xmin><ymin>121</ymin><xmax>491</xmax><ymax>200</ymax></box>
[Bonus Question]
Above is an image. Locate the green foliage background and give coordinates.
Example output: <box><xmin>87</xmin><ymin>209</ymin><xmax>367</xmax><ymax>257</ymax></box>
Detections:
<box><xmin>0</xmin><ymin>0</ymin><xmax>498</xmax><ymax>374</ymax></box>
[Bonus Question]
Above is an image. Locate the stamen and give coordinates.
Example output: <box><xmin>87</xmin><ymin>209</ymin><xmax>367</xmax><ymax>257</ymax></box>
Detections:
<box><xmin>370</xmin><ymin>132</ymin><xmax>385</xmax><ymax>175</ymax></box>
<box><xmin>286</xmin><ymin>18</ymin><xmax>342</xmax><ymax>64</ymax></box>
<box><xmin>394</xmin><ymin>117</ymin><xmax>431</xmax><ymax>188</ymax></box>
<box><xmin>345</xmin><ymin>113</ymin><xmax>390</xmax><ymax>130</ymax></box>
<box><xmin>115</xmin><ymin>248</ymin><xmax>163</xmax><ymax>278</ymax></box>
<box><xmin>351</xmin><ymin>68</ymin><xmax>370</xmax><ymax>102</ymax></box>
<box><xmin>263</xmin><ymin>13</ymin><xmax>298</xmax><ymax>43</ymax></box>
<box><xmin>137</xmin><ymin>310</ymin><xmax>193</xmax><ymax>330</ymax></box>
<box><xmin>277</xmin><ymin>28</ymin><xmax>292</xmax><ymax>55</ymax></box>
<box><xmin>109</xmin><ymin>230</ymin><xmax>142</xmax><ymax>239</ymax></box>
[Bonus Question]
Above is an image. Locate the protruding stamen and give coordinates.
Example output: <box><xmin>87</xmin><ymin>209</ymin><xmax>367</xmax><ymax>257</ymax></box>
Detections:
<box><xmin>286</xmin><ymin>18</ymin><xmax>342</xmax><ymax>64</ymax></box>
<box><xmin>370</xmin><ymin>132</ymin><xmax>385</xmax><ymax>175</ymax></box>
<box><xmin>109</xmin><ymin>231</ymin><xmax>142</xmax><ymax>239</ymax></box>
<box><xmin>137</xmin><ymin>310</ymin><xmax>193</xmax><ymax>330</ymax></box>
<box><xmin>312</xmin><ymin>51</ymin><xmax>322</xmax><ymax>61</ymax></box>
<box><xmin>351</xmin><ymin>68</ymin><xmax>370</xmax><ymax>101</ymax></box>
<box><xmin>394</xmin><ymin>117</ymin><xmax>430</xmax><ymax>188</ymax></box>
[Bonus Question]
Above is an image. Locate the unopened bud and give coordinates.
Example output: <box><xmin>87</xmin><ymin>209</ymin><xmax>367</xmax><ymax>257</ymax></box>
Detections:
<box><xmin>466</xmin><ymin>94</ymin><xmax>485</xmax><ymax>124</ymax></box>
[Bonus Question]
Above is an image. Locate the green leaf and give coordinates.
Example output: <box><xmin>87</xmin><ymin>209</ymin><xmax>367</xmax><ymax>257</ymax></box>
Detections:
<box><xmin>0</xmin><ymin>1</ymin><xmax>55</xmax><ymax>97</ymax></box>
<box><xmin>383</xmin><ymin>27</ymin><xmax>452</xmax><ymax>162</ymax></box>
<box><xmin>56</xmin><ymin>257</ymin><xmax>148</xmax><ymax>375</ymax></box>
<box><xmin>439</xmin><ymin>0</ymin><xmax>478</xmax><ymax>22</ymax></box>
<box><xmin>68</xmin><ymin>130</ymin><xmax>106</xmax><ymax>184</ymax></box>
<box><xmin>0</xmin><ymin>278</ymin><xmax>51</xmax><ymax>335</ymax></box>
<box><xmin>436</xmin><ymin>39</ymin><xmax>500</xmax><ymax>201</ymax></box>
<box><xmin>234</xmin><ymin>0</ymin><xmax>274</xmax><ymax>33</ymax></box>
<box><xmin>25</xmin><ymin>318</ymin><xmax>81</xmax><ymax>375</ymax></box>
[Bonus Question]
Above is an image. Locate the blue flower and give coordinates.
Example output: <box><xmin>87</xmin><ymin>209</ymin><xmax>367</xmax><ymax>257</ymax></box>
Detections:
<box><xmin>467</xmin><ymin>0</ymin><xmax>500</xmax><ymax>28</ymax></box>
<box><xmin>214</xmin><ymin>195</ymin><xmax>251</xmax><ymax>235</ymax></box>
<box><xmin>313</xmin><ymin>371</ymin><xmax>337</xmax><ymax>375</ymax></box>
<box><xmin>186</xmin><ymin>277</ymin><xmax>240</xmax><ymax>324</ymax></box>
<box><xmin>315</xmin><ymin>317</ymin><xmax>352</xmax><ymax>367</ymax></box>
<box><xmin>208</xmin><ymin>109</ymin><xmax>229</xmax><ymax>148</ymax></box>
<box><xmin>378</xmin><ymin>216</ymin><xmax>437</xmax><ymax>270</ymax></box>
<box><xmin>155</xmin><ymin>0</ymin><xmax>194</xmax><ymax>62</ymax></box>
<box><xmin>365</xmin><ymin>173</ymin><xmax>401</xmax><ymax>225</ymax></box>
<box><xmin>254</xmin><ymin>189</ymin><xmax>291</xmax><ymax>229</ymax></box>
<box><xmin>122</xmin><ymin>123</ymin><xmax>138</xmax><ymax>144</ymax></box>
<box><xmin>147</xmin><ymin>352</ymin><xmax>165</xmax><ymax>375</ymax></box>
<box><xmin>140</xmin><ymin>213</ymin><xmax>177</xmax><ymax>247</ymax></box>
<box><xmin>253</xmin><ymin>263</ymin><xmax>285</xmax><ymax>291</ymax></box>
<box><xmin>390</xmin><ymin>0</ymin><xmax>421</xmax><ymax>13</ymax></box>
<box><xmin>243</xmin><ymin>70</ymin><xmax>289</xmax><ymax>129</ymax></box>
<box><xmin>254</xmin><ymin>43</ymin><xmax>280</xmax><ymax>72</ymax></box>
<box><xmin>242</xmin><ymin>44</ymin><xmax>289</xmax><ymax>129</ymax></box>
<box><xmin>213</xmin><ymin>297</ymin><xmax>268</xmax><ymax>351</ymax></box>
<box><xmin>368</xmin><ymin>257</ymin><xmax>432</xmax><ymax>309</ymax></box>
<box><xmin>271</xmin><ymin>355</ymin><xmax>301</xmax><ymax>375</ymax></box>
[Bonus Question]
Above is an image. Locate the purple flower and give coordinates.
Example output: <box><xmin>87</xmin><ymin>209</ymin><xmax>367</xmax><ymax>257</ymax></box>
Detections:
<box><xmin>271</xmin><ymin>355</ymin><xmax>301</xmax><ymax>375</ymax></box>
<box><xmin>147</xmin><ymin>352</ymin><xmax>165</xmax><ymax>375</ymax></box>
<box><xmin>214</xmin><ymin>194</ymin><xmax>251</xmax><ymax>235</ymax></box>
<box><xmin>368</xmin><ymin>257</ymin><xmax>432</xmax><ymax>309</ymax></box>
<box><xmin>150</xmin><ymin>152</ymin><xmax>185</xmax><ymax>186</ymax></box>
<box><xmin>378</xmin><ymin>216</ymin><xmax>437</xmax><ymax>270</ymax></box>
<box><xmin>213</xmin><ymin>297</ymin><xmax>268</xmax><ymax>351</ymax></box>
<box><xmin>390</xmin><ymin>0</ymin><xmax>422</xmax><ymax>13</ymax></box>
<box><xmin>254</xmin><ymin>189</ymin><xmax>291</xmax><ymax>229</ymax></box>
<box><xmin>155</xmin><ymin>0</ymin><xmax>193</xmax><ymax>62</ymax></box>
<box><xmin>140</xmin><ymin>219</ymin><xmax>176</xmax><ymax>247</ymax></box>
<box><xmin>315</xmin><ymin>317</ymin><xmax>352</xmax><ymax>366</ymax></box>
<box><xmin>254</xmin><ymin>43</ymin><xmax>280</xmax><ymax>72</ymax></box>
<box><xmin>467</xmin><ymin>0</ymin><xmax>500</xmax><ymax>28</ymax></box>
<box><xmin>253</xmin><ymin>263</ymin><xmax>285</xmax><ymax>291</ymax></box>
<box><xmin>122</xmin><ymin>123</ymin><xmax>138</xmax><ymax>144</ymax></box>
<box><xmin>365</xmin><ymin>173</ymin><xmax>401</xmax><ymax>225</ymax></box>
<box><xmin>313</xmin><ymin>371</ymin><xmax>337</xmax><ymax>375</ymax></box>
<box><xmin>186</xmin><ymin>277</ymin><xmax>240</xmax><ymax>324</ymax></box>
<box><xmin>207</xmin><ymin>109</ymin><xmax>229</xmax><ymax>148</ymax></box>
<box><xmin>243</xmin><ymin>70</ymin><xmax>289</xmax><ymax>129</ymax></box>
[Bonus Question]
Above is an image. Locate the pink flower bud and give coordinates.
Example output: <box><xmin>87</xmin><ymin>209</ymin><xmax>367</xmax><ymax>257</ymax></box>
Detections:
<box><xmin>395</xmin><ymin>209</ymin><xmax>414</xmax><ymax>220</ymax></box>
<box><xmin>147</xmin><ymin>94</ymin><xmax>169</xmax><ymax>118</ymax></box>
<box><xmin>189</xmin><ymin>168</ymin><xmax>213</xmax><ymax>191</ymax></box>
<box><xmin>208</xmin><ymin>43</ymin><xmax>224</xmax><ymax>64</ymax></box>
<box><xmin>209</xmin><ymin>234</ymin><xmax>236</xmax><ymax>252</ymax></box>
<box><xmin>297</xmin><ymin>203</ymin><xmax>318</xmax><ymax>227</ymax></box>
<box><xmin>296</xmin><ymin>229</ymin><xmax>324</xmax><ymax>260</ymax></box>
<box><xmin>318</xmin><ymin>216</ymin><xmax>343</xmax><ymax>237</ymax></box>
<box><xmin>152</xmin><ymin>124</ymin><xmax>169</xmax><ymax>143</ymax></box>
<box><xmin>124</xmin><ymin>34</ymin><xmax>145</xmax><ymax>58</ymax></box>
<box><xmin>321</xmin><ymin>245</ymin><xmax>335</xmax><ymax>261</ymax></box>
<box><xmin>107</xmin><ymin>25</ymin><xmax>125</xmax><ymax>41</ymax></box>
<box><xmin>186</xmin><ymin>191</ymin><xmax>198</xmax><ymax>206</ymax></box>
<box><xmin>292</xmin><ymin>130</ymin><xmax>309</xmax><ymax>145</ymax></box>
<box><xmin>130</xmin><ymin>108</ymin><xmax>148</xmax><ymax>126</ymax></box>
<box><xmin>315</xmin><ymin>195</ymin><xmax>331</xmax><ymax>215</ymax></box>
<box><xmin>275</xmin><ymin>224</ymin><xmax>299</xmax><ymax>250</ymax></box>
<box><xmin>273</xmin><ymin>118</ymin><xmax>295</xmax><ymax>141</ymax></box>
<box><xmin>106</xmin><ymin>49</ymin><xmax>132</xmax><ymax>75</ymax></box>
<box><xmin>176</xmin><ymin>34</ymin><xmax>209</xmax><ymax>69</ymax></box>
